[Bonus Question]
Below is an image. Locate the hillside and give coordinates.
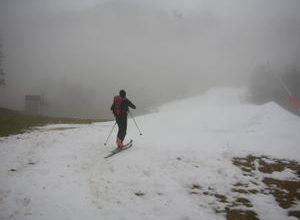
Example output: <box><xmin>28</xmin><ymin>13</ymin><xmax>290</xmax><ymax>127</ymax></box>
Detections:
<box><xmin>0</xmin><ymin>108</ymin><xmax>106</xmax><ymax>137</ymax></box>
<box><xmin>0</xmin><ymin>88</ymin><xmax>300</xmax><ymax>220</ymax></box>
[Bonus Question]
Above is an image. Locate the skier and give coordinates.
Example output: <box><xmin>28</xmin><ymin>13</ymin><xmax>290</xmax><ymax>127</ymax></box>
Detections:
<box><xmin>111</xmin><ymin>89</ymin><xmax>136</xmax><ymax>149</ymax></box>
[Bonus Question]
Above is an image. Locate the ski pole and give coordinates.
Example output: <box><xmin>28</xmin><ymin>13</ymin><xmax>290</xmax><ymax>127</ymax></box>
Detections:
<box><xmin>104</xmin><ymin>122</ymin><xmax>117</xmax><ymax>146</ymax></box>
<box><xmin>129</xmin><ymin>111</ymin><xmax>143</xmax><ymax>135</ymax></box>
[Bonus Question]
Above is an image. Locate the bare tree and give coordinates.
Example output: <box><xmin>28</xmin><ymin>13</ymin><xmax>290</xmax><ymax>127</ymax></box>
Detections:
<box><xmin>0</xmin><ymin>39</ymin><xmax>6</xmax><ymax>86</ymax></box>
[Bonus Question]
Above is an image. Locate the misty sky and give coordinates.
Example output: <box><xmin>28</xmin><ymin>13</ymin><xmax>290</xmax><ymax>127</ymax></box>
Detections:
<box><xmin>0</xmin><ymin>0</ymin><xmax>300</xmax><ymax>118</ymax></box>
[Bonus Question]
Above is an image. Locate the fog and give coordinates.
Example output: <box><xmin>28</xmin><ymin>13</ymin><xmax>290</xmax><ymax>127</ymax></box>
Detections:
<box><xmin>0</xmin><ymin>0</ymin><xmax>300</xmax><ymax>118</ymax></box>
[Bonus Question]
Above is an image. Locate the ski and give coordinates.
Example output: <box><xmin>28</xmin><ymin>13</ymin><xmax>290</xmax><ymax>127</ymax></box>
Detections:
<box><xmin>104</xmin><ymin>140</ymin><xmax>133</xmax><ymax>159</ymax></box>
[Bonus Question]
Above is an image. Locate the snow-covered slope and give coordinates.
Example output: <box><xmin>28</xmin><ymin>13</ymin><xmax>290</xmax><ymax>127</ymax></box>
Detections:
<box><xmin>1</xmin><ymin>88</ymin><xmax>300</xmax><ymax>220</ymax></box>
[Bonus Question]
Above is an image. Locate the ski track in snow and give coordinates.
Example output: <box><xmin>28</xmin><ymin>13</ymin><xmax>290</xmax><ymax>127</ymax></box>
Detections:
<box><xmin>0</xmin><ymin>88</ymin><xmax>300</xmax><ymax>220</ymax></box>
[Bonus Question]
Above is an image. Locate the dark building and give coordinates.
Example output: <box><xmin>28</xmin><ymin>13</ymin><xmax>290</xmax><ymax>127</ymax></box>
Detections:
<box><xmin>25</xmin><ymin>95</ymin><xmax>41</xmax><ymax>115</ymax></box>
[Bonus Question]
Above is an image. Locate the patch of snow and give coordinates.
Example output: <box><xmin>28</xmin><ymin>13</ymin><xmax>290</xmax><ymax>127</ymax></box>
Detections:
<box><xmin>1</xmin><ymin>87</ymin><xmax>300</xmax><ymax>220</ymax></box>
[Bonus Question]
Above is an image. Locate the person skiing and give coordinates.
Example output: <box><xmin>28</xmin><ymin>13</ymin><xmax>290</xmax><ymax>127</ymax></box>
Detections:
<box><xmin>111</xmin><ymin>89</ymin><xmax>136</xmax><ymax>149</ymax></box>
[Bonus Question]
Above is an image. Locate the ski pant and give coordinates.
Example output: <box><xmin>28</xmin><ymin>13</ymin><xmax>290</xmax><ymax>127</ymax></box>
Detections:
<box><xmin>115</xmin><ymin>114</ymin><xmax>127</xmax><ymax>141</ymax></box>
